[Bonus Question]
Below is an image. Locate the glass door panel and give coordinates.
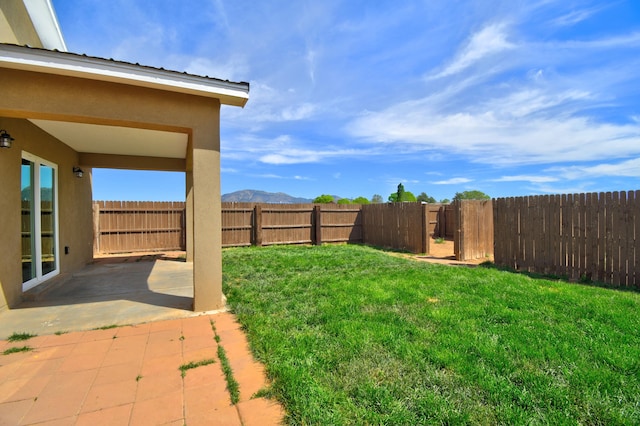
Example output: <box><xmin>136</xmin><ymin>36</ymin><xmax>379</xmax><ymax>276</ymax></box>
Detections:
<box><xmin>40</xmin><ymin>164</ymin><xmax>56</xmax><ymax>276</ymax></box>
<box><xmin>21</xmin><ymin>159</ymin><xmax>35</xmax><ymax>283</ymax></box>
<box><xmin>21</xmin><ymin>152</ymin><xmax>58</xmax><ymax>291</ymax></box>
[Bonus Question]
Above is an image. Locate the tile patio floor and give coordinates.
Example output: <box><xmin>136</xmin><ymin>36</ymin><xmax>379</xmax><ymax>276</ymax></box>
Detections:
<box><xmin>0</xmin><ymin>312</ymin><xmax>284</xmax><ymax>425</ymax></box>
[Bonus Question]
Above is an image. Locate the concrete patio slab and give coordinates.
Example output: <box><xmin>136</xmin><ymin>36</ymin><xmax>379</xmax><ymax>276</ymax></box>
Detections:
<box><xmin>0</xmin><ymin>255</ymin><xmax>197</xmax><ymax>339</ymax></box>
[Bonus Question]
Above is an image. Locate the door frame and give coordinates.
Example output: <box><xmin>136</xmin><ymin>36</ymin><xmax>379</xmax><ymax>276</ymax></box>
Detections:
<box><xmin>21</xmin><ymin>151</ymin><xmax>60</xmax><ymax>292</ymax></box>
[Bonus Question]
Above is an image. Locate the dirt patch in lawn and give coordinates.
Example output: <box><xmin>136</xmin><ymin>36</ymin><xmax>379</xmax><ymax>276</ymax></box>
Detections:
<box><xmin>409</xmin><ymin>238</ymin><xmax>492</xmax><ymax>266</ymax></box>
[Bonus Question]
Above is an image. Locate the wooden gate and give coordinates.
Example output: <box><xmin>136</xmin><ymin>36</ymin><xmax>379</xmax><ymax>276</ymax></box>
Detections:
<box><xmin>454</xmin><ymin>200</ymin><xmax>494</xmax><ymax>261</ymax></box>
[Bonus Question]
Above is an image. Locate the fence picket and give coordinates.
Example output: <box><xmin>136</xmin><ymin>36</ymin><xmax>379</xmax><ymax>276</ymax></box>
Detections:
<box><xmin>586</xmin><ymin>193</ymin><xmax>597</xmax><ymax>282</ymax></box>
<box><xmin>632</xmin><ymin>191</ymin><xmax>639</xmax><ymax>287</ymax></box>
<box><xmin>597</xmin><ymin>194</ymin><xmax>606</xmax><ymax>283</ymax></box>
<box><xmin>578</xmin><ymin>193</ymin><xmax>586</xmax><ymax>280</ymax></box>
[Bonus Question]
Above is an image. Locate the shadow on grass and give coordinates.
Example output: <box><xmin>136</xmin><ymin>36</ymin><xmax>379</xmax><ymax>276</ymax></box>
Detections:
<box><xmin>478</xmin><ymin>261</ymin><xmax>640</xmax><ymax>293</ymax></box>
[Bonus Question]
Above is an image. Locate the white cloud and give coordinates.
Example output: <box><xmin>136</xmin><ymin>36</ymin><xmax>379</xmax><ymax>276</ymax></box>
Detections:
<box><xmin>483</xmin><ymin>89</ymin><xmax>592</xmax><ymax>118</ymax></box>
<box><xmin>492</xmin><ymin>175</ymin><xmax>558</xmax><ymax>183</ymax></box>
<box><xmin>281</xmin><ymin>103</ymin><xmax>317</xmax><ymax>121</ymax></box>
<box><xmin>547</xmin><ymin>158</ymin><xmax>640</xmax><ymax>179</ymax></box>
<box><xmin>251</xmin><ymin>173</ymin><xmax>284</xmax><ymax>179</ymax></box>
<box><xmin>348</xmin><ymin>86</ymin><xmax>640</xmax><ymax>166</ymax></box>
<box><xmin>248</xmin><ymin>173</ymin><xmax>313</xmax><ymax>181</ymax></box>
<box><xmin>259</xmin><ymin>147</ymin><xmax>366</xmax><ymax>165</ymax></box>
<box><xmin>432</xmin><ymin>178</ymin><xmax>472</xmax><ymax>185</ymax></box>
<box><xmin>224</xmin><ymin>82</ymin><xmax>320</xmax><ymax>125</ymax></box>
<box><xmin>183</xmin><ymin>56</ymin><xmax>248</xmax><ymax>81</ymax></box>
<box><xmin>210</xmin><ymin>0</ymin><xmax>230</xmax><ymax>31</ymax></box>
<box><xmin>428</xmin><ymin>23</ymin><xmax>515</xmax><ymax>79</ymax></box>
<box><xmin>306</xmin><ymin>48</ymin><xmax>317</xmax><ymax>84</ymax></box>
<box><xmin>524</xmin><ymin>182</ymin><xmax>593</xmax><ymax>195</ymax></box>
<box><xmin>550</xmin><ymin>7</ymin><xmax>602</xmax><ymax>27</ymax></box>
<box><xmin>559</xmin><ymin>32</ymin><xmax>640</xmax><ymax>49</ymax></box>
<box><xmin>385</xmin><ymin>178</ymin><xmax>420</xmax><ymax>185</ymax></box>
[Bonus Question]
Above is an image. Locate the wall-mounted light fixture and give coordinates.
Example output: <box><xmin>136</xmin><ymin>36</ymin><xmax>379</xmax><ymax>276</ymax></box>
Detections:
<box><xmin>0</xmin><ymin>129</ymin><xmax>14</xmax><ymax>148</ymax></box>
<box><xmin>73</xmin><ymin>167</ymin><xmax>84</xmax><ymax>178</ymax></box>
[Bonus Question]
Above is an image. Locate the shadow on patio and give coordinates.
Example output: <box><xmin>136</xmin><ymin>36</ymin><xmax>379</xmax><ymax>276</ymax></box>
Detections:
<box><xmin>0</xmin><ymin>252</ymin><xmax>206</xmax><ymax>339</ymax></box>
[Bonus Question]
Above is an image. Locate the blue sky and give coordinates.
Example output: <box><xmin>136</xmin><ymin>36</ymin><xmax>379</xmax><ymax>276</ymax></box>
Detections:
<box><xmin>52</xmin><ymin>0</ymin><xmax>640</xmax><ymax>202</ymax></box>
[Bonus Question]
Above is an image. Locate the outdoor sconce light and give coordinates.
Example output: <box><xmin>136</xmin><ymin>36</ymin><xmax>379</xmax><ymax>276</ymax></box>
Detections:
<box><xmin>73</xmin><ymin>167</ymin><xmax>84</xmax><ymax>178</ymax></box>
<box><xmin>0</xmin><ymin>129</ymin><xmax>14</xmax><ymax>148</ymax></box>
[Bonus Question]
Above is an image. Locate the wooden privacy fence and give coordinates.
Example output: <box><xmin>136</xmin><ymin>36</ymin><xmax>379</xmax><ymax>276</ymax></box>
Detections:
<box><xmin>93</xmin><ymin>201</ymin><xmax>186</xmax><ymax>254</ymax></box>
<box><xmin>427</xmin><ymin>204</ymin><xmax>454</xmax><ymax>239</ymax></box>
<box><xmin>94</xmin><ymin>201</ymin><xmax>453</xmax><ymax>255</ymax></box>
<box><xmin>454</xmin><ymin>200</ymin><xmax>494</xmax><ymax>261</ymax></box>
<box><xmin>493</xmin><ymin>191</ymin><xmax>639</xmax><ymax>288</ymax></box>
<box><xmin>221</xmin><ymin>203</ymin><xmax>362</xmax><ymax>247</ymax></box>
<box><xmin>361</xmin><ymin>203</ymin><xmax>429</xmax><ymax>254</ymax></box>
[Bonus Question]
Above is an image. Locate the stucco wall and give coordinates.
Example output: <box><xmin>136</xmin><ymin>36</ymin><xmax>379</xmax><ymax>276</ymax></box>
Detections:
<box><xmin>0</xmin><ymin>0</ymin><xmax>43</xmax><ymax>47</ymax></box>
<box><xmin>0</xmin><ymin>118</ymin><xmax>93</xmax><ymax>309</ymax></box>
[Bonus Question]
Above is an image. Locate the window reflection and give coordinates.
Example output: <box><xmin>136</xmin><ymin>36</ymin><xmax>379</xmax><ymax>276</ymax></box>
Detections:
<box><xmin>21</xmin><ymin>159</ymin><xmax>35</xmax><ymax>283</ymax></box>
<box><xmin>40</xmin><ymin>165</ymin><xmax>56</xmax><ymax>276</ymax></box>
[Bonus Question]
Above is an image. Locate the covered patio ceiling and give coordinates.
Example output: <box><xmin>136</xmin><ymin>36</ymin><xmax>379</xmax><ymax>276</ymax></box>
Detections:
<box><xmin>29</xmin><ymin>119</ymin><xmax>189</xmax><ymax>160</ymax></box>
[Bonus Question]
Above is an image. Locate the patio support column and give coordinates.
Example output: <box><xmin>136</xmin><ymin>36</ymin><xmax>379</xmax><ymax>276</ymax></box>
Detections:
<box><xmin>185</xmin><ymin>170</ymin><xmax>194</xmax><ymax>263</ymax></box>
<box><xmin>191</xmin><ymin>118</ymin><xmax>223</xmax><ymax>311</ymax></box>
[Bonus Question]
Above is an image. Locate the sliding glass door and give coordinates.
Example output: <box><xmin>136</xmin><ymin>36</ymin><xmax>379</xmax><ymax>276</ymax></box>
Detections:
<box><xmin>21</xmin><ymin>153</ymin><xmax>59</xmax><ymax>291</ymax></box>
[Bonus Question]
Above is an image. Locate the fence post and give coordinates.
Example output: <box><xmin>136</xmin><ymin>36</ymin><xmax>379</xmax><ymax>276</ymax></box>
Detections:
<box><xmin>253</xmin><ymin>204</ymin><xmax>262</xmax><ymax>246</ymax></box>
<box><xmin>181</xmin><ymin>206</ymin><xmax>187</xmax><ymax>250</ymax></box>
<box><xmin>421</xmin><ymin>203</ymin><xmax>429</xmax><ymax>254</ymax></box>
<box><xmin>360</xmin><ymin>204</ymin><xmax>366</xmax><ymax>244</ymax></box>
<box><xmin>314</xmin><ymin>205</ymin><xmax>322</xmax><ymax>245</ymax></box>
<box><xmin>92</xmin><ymin>202</ymin><xmax>100</xmax><ymax>256</ymax></box>
<box><xmin>453</xmin><ymin>200</ymin><xmax>462</xmax><ymax>260</ymax></box>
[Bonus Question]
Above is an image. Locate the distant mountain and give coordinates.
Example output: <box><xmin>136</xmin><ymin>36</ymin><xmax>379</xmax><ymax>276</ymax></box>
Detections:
<box><xmin>222</xmin><ymin>190</ymin><xmax>312</xmax><ymax>204</ymax></box>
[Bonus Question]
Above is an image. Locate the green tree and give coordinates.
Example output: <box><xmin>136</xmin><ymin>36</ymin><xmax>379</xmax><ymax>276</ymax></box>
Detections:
<box><xmin>337</xmin><ymin>198</ymin><xmax>351</xmax><ymax>204</ymax></box>
<box><xmin>389</xmin><ymin>191</ymin><xmax>417</xmax><ymax>202</ymax></box>
<box><xmin>389</xmin><ymin>183</ymin><xmax>417</xmax><ymax>202</ymax></box>
<box><xmin>440</xmin><ymin>198</ymin><xmax>450</xmax><ymax>204</ymax></box>
<box><xmin>353</xmin><ymin>196</ymin><xmax>370</xmax><ymax>205</ymax></box>
<box><xmin>396</xmin><ymin>183</ymin><xmax>405</xmax><ymax>202</ymax></box>
<box><xmin>416</xmin><ymin>192</ymin><xmax>436</xmax><ymax>203</ymax></box>
<box><xmin>371</xmin><ymin>194</ymin><xmax>383</xmax><ymax>204</ymax></box>
<box><xmin>313</xmin><ymin>194</ymin><xmax>334</xmax><ymax>203</ymax></box>
<box><xmin>453</xmin><ymin>190</ymin><xmax>490</xmax><ymax>201</ymax></box>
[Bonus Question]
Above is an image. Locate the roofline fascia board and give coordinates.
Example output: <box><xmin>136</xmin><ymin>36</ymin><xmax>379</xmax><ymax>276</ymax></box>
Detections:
<box><xmin>23</xmin><ymin>0</ymin><xmax>67</xmax><ymax>51</ymax></box>
<box><xmin>0</xmin><ymin>44</ymin><xmax>249</xmax><ymax>107</ymax></box>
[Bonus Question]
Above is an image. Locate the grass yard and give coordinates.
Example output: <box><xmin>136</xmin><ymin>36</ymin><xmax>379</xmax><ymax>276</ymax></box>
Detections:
<box><xmin>222</xmin><ymin>244</ymin><xmax>640</xmax><ymax>425</ymax></box>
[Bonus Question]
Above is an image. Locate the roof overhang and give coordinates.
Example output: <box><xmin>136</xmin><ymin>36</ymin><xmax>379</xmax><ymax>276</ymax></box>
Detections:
<box><xmin>1</xmin><ymin>44</ymin><xmax>250</xmax><ymax>167</ymax></box>
<box><xmin>0</xmin><ymin>44</ymin><xmax>250</xmax><ymax>107</ymax></box>
<box><xmin>23</xmin><ymin>0</ymin><xmax>67</xmax><ymax>51</ymax></box>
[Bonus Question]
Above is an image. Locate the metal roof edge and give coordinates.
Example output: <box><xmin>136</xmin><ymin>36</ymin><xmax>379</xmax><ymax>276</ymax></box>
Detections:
<box><xmin>0</xmin><ymin>44</ymin><xmax>250</xmax><ymax>107</ymax></box>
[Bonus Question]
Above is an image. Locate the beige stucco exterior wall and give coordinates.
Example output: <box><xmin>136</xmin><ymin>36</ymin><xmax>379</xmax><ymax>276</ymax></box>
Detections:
<box><xmin>0</xmin><ymin>117</ymin><xmax>93</xmax><ymax>309</ymax></box>
<box><xmin>0</xmin><ymin>0</ymin><xmax>44</xmax><ymax>47</ymax></box>
<box><xmin>0</xmin><ymin>67</ymin><xmax>224</xmax><ymax>311</ymax></box>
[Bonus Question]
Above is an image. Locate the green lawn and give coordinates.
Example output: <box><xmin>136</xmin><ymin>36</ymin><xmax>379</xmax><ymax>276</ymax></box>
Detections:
<box><xmin>222</xmin><ymin>244</ymin><xmax>640</xmax><ymax>425</ymax></box>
